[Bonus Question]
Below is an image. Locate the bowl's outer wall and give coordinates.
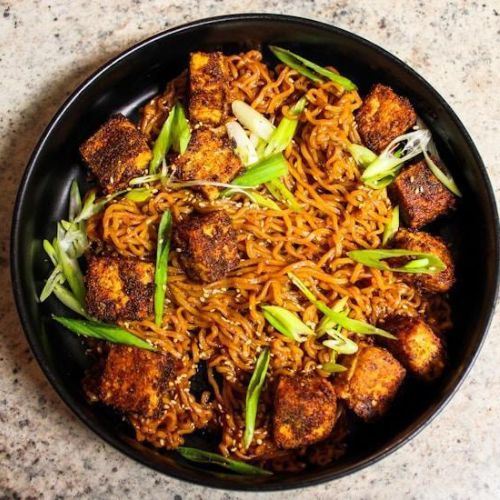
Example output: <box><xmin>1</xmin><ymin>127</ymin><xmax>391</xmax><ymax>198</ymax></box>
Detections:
<box><xmin>11</xmin><ymin>14</ymin><xmax>499</xmax><ymax>491</ymax></box>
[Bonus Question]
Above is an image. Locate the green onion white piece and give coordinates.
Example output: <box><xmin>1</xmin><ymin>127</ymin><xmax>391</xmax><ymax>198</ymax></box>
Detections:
<box><xmin>231</xmin><ymin>100</ymin><xmax>275</xmax><ymax>141</ymax></box>
<box><xmin>288</xmin><ymin>273</ymin><xmax>395</xmax><ymax>339</ymax></box>
<box><xmin>265</xmin><ymin>179</ymin><xmax>301</xmax><ymax>212</ymax></box>
<box><xmin>269</xmin><ymin>46</ymin><xmax>357</xmax><ymax>91</ymax></box>
<box><xmin>261</xmin><ymin>305</ymin><xmax>314</xmax><ymax>342</ymax></box>
<box><xmin>53</xmin><ymin>237</ymin><xmax>85</xmax><ymax>306</ymax></box>
<box><xmin>347</xmin><ymin>248</ymin><xmax>446</xmax><ymax>274</ymax></box>
<box><xmin>53</xmin><ymin>285</ymin><xmax>89</xmax><ymax>318</ymax></box>
<box><xmin>320</xmin><ymin>362</ymin><xmax>347</xmax><ymax>373</ymax></box>
<box><xmin>226</xmin><ymin>121</ymin><xmax>259</xmax><ymax>166</ymax></box>
<box><xmin>149</xmin><ymin>106</ymin><xmax>176</xmax><ymax>174</ymax></box>
<box><xmin>382</xmin><ymin>206</ymin><xmax>400</xmax><ymax>246</ymax></box>
<box><xmin>52</xmin><ymin>316</ymin><xmax>156</xmax><ymax>351</ymax></box>
<box><xmin>178</xmin><ymin>447</ymin><xmax>272</xmax><ymax>476</ymax></box>
<box><xmin>154</xmin><ymin>210</ymin><xmax>173</xmax><ymax>326</ymax></box>
<box><xmin>244</xmin><ymin>348</ymin><xmax>270</xmax><ymax>449</ymax></box>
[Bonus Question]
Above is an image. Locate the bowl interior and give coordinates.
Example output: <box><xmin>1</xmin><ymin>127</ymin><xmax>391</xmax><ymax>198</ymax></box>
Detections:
<box><xmin>11</xmin><ymin>14</ymin><xmax>499</xmax><ymax>490</ymax></box>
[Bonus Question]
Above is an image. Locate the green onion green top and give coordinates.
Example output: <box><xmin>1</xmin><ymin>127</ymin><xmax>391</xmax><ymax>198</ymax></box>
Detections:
<box><xmin>261</xmin><ymin>305</ymin><xmax>314</xmax><ymax>342</ymax></box>
<box><xmin>382</xmin><ymin>206</ymin><xmax>400</xmax><ymax>246</ymax></box>
<box><xmin>154</xmin><ymin>210</ymin><xmax>173</xmax><ymax>326</ymax></box>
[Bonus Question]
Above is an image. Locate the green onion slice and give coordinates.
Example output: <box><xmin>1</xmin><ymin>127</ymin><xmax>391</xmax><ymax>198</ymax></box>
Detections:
<box><xmin>261</xmin><ymin>305</ymin><xmax>314</xmax><ymax>342</ymax></box>
<box><xmin>53</xmin><ymin>236</ymin><xmax>85</xmax><ymax>306</ymax></box>
<box><xmin>232</xmin><ymin>100</ymin><xmax>275</xmax><ymax>141</ymax></box>
<box><xmin>178</xmin><ymin>447</ymin><xmax>272</xmax><ymax>476</ymax></box>
<box><xmin>68</xmin><ymin>180</ymin><xmax>82</xmax><ymax>221</ymax></box>
<box><xmin>154</xmin><ymin>210</ymin><xmax>173</xmax><ymax>326</ymax></box>
<box><xmin>39</xmin><ymin>265</ymin><xmax>65</xmax><ymax>302</ymax></box>
<box><xmin>316</xmin><ymin>297</ymin><xmax>349</xmax><ymax>335</ymax></box>
<box><xmin>125</xmin><ymin>188</ymin><xmax>154</xmax><ymax>202</ymax></box>
<box><xmin>53</xmin><ymin>285</ymin><xmax>89</xmax><ymax>318</ymax></box>
<box><xmin>323</xmin><ymin>331</ymin><xmax>358</xmax><ymax>355</ymax></box>
<box><xmin>264</xmin><ymin>97</ymin><xmax>306</xmax><ymax>157</ymax></box>
<box><xmin>226</xmin><ymin>121</ymin><xmax>259</xmax><ymax>166</ymax></box>
<box><xmin>171</xmin><ymin>103</ymin><xmax>191</xmax><ymax>154</ymax></box>
<box><xmin>423</xmin><ymin>148</ymin><xmax>462</xmax><ymax>197</ymax></box>
<box><xmin>244</xmin><ymin>348</ymin><xmax>270</xmax><ymax>449</ymax></box>
<box><xmin>53</xmin><ymin>316</ymin><xmax>156</xmax><ymax>351</ymax></box>
<box><xmin>288</xmin><ymin>273</ymin><xmax>395</xmax><ymax>339</ymax></box>
<box><xmin>150</xmin><ymin>107</ymin><xmax>176</xmax><ymax>174</ymax></box>
<box><xmin>320</xmin><ymin>362</ymin><xmax>347</xmax><ymax>373</ymax></box>
<box><xmin>347</xmin><ymin>143</ymin><xmax>378</xmax><ymax>169</ymax></box>
<box><xmin>73</xmin><ymin>189</ymin><xmax>125</xmax><ymax>223</ymax></box>
<box><xmin>229</xmin><ymin>153</ymin><xmax>288</xmax><ymax>188</ymax></box>
<box><xmin>265</xmin><ymin>179</ymin><xmax>301</xmax><ymax>212</ymax></box>
<box><xmin>269</xmin><ymin>46</ymin><xmax>357</xmax><ymax>91</ymax></box>
<box><xmin>382</xmin><ymin>206</ymin><xmax>400</xmax><ymax>246</ymax></box>
<box><xmin>348</xmin><ymin>248</ymin><xmax>446</xmax><ymax>275</ymax></box>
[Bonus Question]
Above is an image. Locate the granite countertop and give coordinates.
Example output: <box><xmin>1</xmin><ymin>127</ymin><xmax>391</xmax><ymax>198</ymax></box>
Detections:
<box><xmin>1</xmin><ymin>1</ymin><xmax>499</xmax><ymax>498</ymax></box>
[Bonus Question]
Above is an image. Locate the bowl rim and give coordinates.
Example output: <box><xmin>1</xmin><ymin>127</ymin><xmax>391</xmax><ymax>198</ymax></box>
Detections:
<box><xmin>10</xmin><ymin>12</ymin><xmax>500</xmax><ymax>491</ymax></box>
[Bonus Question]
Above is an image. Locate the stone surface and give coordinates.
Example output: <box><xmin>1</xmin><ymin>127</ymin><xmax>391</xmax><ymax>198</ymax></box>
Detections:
<box><xmin>0</xmin><ymin>1</ymin><xmax>499</xmax><ymax>498</ymax></box>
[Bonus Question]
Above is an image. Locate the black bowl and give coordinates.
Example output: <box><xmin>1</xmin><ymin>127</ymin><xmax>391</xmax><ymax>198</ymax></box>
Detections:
<box><xmin>11</xmin><ymin>14</ymin><xmax>499</xmax><ymax>491</ymax></box>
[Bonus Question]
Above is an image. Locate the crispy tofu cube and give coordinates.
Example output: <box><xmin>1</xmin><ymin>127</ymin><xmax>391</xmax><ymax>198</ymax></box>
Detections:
<box><xmin>189</xmin><ymin>51</ymin><xmax>228</xmax><ymax>126</ymax></box>
<box><xmin>85</xmin><ymin>255</ymin><xmax>154</xmax><ymax>322</ymax></box>
<box><xmin>388</xmin><ymin>160</ymin><xmax>456</xmax><ymax>229</ymax></box>
<box><xmin>273</xmin><ymin>374</ymin><xmax>337</xmax><ymax>449</ymax></box>
<box><xmin>381</xmin><ymin>315</ymin><xmax>445</xmax><ymax>380</ymax></box>
<box><xmin>392</xmin><ymin>229</ymin><xmax>455</xmax><ymax>293</ymax></box>
<box><xmin>336</xmin><ymin>345</ymin><xmax>406</xmax><ymax>420</ymax></box>
<box><xmin>173</xmin><ymin>210</ymin><xmax>240</xmax><ymax>283</ymax></box>
<box><xmin>356</xmin><ymin>84</ymin><xmax>416</xmax><ymax>153</ymax></box>
<box><xmin>98</xmin><ymin>345</ymin><xmax>173</xmax><ymax>417</ymax></box>
<box><xmin>174</xmin><ymin>127</ymin><xmax>242</xmax><ymax>200</ymax></box>
<box><xmin>80</xmin><ymin>115</ymin><xmax>152</xmax><ymax>193</ymax></box>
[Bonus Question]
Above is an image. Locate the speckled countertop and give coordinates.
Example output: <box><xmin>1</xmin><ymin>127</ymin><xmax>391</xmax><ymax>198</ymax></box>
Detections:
<box><xmin>1</xmin><ymin>1</ymin><xmax>499</xmax><ymax>498</ymax></box>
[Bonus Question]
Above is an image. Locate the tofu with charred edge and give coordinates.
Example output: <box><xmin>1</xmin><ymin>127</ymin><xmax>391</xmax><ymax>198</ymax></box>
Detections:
<box><xmin>173</xmin><ymin>210</ymin><xmax>240</xmax><ymax>283</ymax></box>
<box><xmin>335</xmin><ymin>345</ymin><xmax>406</xmax><ymax>420</ymax></box>
<box><xmin>388</xmin><ymin>160</ymin><xmax>456</xmax><ymax>229</ymax></box>
<box><xmin>356</xmin><ymin>84</ymin><xmax>417</xmax><ymax>153</ymax></box>
<box><xmin>392</xmin><ymin>229</ymin><xmax>455</xmax><ymax>293</ymax></box>
<box><xmin>85</xmin><ymin>254</ymin><xmax>154</xmax><ymax>322</ymax></box>
<box><xmin>273</xmin><ymin>374</ymin><xmax>337</xmax><ymax>449</ymax></box>
<box><xmin>174</xmin><ymin>127</ymin><xmax>242</xmax><ymax>200</ymax></box>
<box><xmin>189</xmin><ymin>51</ymin><xmax>229</xmax><ymax>127</ymax></box>
<box><xmin>80</xmin><ymin>114</ymin><xmax>152</xmax><ymax>193</ymax></box>
<box><xmin>380</xmin><ymin>315</ymin><xmax>445</xmax><ymax>381</ymax></box>
<box><xmin>97</xmin><ymin>345</ymin><xmax>173</xmax><ymax>418</ymax></box>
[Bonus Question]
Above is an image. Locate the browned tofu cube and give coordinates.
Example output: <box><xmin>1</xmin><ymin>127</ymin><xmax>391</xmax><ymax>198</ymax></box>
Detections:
<box><xmin>388</xmin><ymin>160</ymin><xmax>456</xmax><ymax>229</ymax></box>
<box><xmin>336</xmin><ymin>345</ymin><xmax>406</xmax><ymax>420</ymax></box>
<box><xmin>273</xmin><ymin>374</ymin><xmax>337</xmax><ymax>449</ymax></box>
<box><xmin>98</xmin><ymin>345</ymin><xmax>173</xmax><ymax>417</ymax></box>
<box><xmin>392</xmin><ymin>229</ymin><xmax>455</xmax><ymax>293</ymax></box>
<box><xmin>381</xmin><ymin>315</ymin><xmax>445</xmax><ymax>380</ymax></box>
<box><xmin>356</xmin><ymin>84</ymin><xmax>417</xmax><ymax>153</ymax></box>
<box><xmin>174</xmin><ymin>127</ymin><xmax>242</xmax><ymax>200</ymax></box>
<box><xmin>80</xmin><ymin>114</ymin><xmax>152</xmax><ymax>193</ymax></box>
<box><xmin>173</xmin><ymin>210</ymin><xmax>239</xmax><ymax>283</ymax></box>
<box><xmin>189</xmin><ymin>51</ymin><xmax>228</xmax><ymax>126</ymax></box>
<box><xmin>85</xmin><ymin>255</ymin><xmax>154</xmax><ymax>322</ymax></box>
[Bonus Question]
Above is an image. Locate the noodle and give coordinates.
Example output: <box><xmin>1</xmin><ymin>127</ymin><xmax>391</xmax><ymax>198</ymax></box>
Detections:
<box><xmin>89</xmin><ymin>50</ymin><xmax>452</xmax><ymax>470</ymax></box>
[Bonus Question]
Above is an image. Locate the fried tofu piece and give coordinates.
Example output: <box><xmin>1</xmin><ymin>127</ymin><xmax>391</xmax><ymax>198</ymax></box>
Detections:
<box><xmin>392</xmin><ymin>229</ymin><xmax>455</xmax><ymax>293</ymax></box>
<box><xmin>174</xmin><ymin>127</ymin><xmax>242</xmax><ymax>200</ymax></box>
<box><xmin>336</xmin><ymin>345</ymin><xmax>406</xmax><ymax>420</ymax></box>
<box><xmin>381</xmin><ymin>315</ymin><xmax>445</xmax><ymax>381</ymax></box>
<box><xmin>98</xmin><ymin>345</ymin><xmax>173</xmax><ymax>417</ymax></box>
<box><xmin>80</xmin><ymin>115</ymin><xmax>152</xmax><ymax>193</ymax></box>
<box><xmin>189</xmin><ymin>51</ymin><xmax>228</xmax><ymax>126</ymax></box>
<box><xmin>85</xmin><ymin>255</ymin><xmax>154</xmax><ymax>322</ymax></box>
<box><xmin>356</xmin><ymin>84</ymin><xmax>417</xmax><ymax>153</ymax></box>
<box><xmin>173</xmin><ymin>210</ymin><xmax>239</xmax><ymax>283</ymax></box>
<box><xmin>273</xmin><ymin>374</ymin><xmax>337</xmax><ymax>449</ymax></box>
<box><xmin>388</xmin><ymin>160</ymin><xmax>456</xmax><ymax>229</ymax></box>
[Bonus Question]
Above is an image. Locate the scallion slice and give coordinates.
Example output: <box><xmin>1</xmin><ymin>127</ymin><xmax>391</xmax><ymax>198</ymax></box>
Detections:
<box><xmin>244</xmin><ymin>348</ymin><xmax>270</xmax><ymax>449</ymax></box>
<box><xmin>53</xmin><ymin>236</ymin><xmax>85</xmax><ymax>306</ymax></box>
<box><xmin>261</xmin><ymin>305</ymin><xmax>314</xmax><ymax>342</ymax></box>
<box><xmin>154</xmin><ymin>210</ymin><xmax>173</xmax><ymax>326</ymax></box>
<box><xmin>264</xmin><ymin>97</ymin><xmax>306</xmax><ymax>157</ymax></box>
<box><xmin>347</xmin><ymin>143</ymin><xmax>378</xmax><ymax>169</ymax></box>
<box><xmin>361</xmin><ymin>130</ymin><xmax>431</xmax><ymax>189</ymax></box>
<box><xmin>316</xmin><ymin>297</ymin><xmax>349</xmax><ymax>335</ymax></box>
<box><xmin>125</xmin><ymin>188</ymin><xmax>154</xmax><ymax>202</ymax></box>
<box><xmin>226</xmin><ymin>121</ymin><xmax>259</xmax><ymax>166</ymax></box>
<box><xmin>53</xmin><ymin>285</ymin><xmax>89</xmax><ymax>318</ymax></box>
<box><xmin>347</xmin><ymin>248</ymin><xmax>446</xmax><ymax>274</ymax></box>
<box><xmin>382</xmin><ymin>206</ymin><xmax>400</xmax><ymax>246</ymax></box>
<box><xmin>423</xmin><ymin>148</ymin><xmax>462</xmax><ymax>197</ymax></box>
<box><xmin>223</xmin><ymin>188</ymin><xmax>280</xmax><ymax>210</ymax></box>
<box><xmin>265</xmin><ymin>179</ymin><xmax>301</xmax><ymax>212</ymax></box>
<box><xmin>269</xmin><ymin>46</ymin><xmax>357</xmax><ymax>91</ymax></box>
<box><xmin>288</xmin><ymin>273</ymin><xmax>395</xmax><ymax>339</ymax></box>
<box><xmin>178</xmin><ymin>447</ymin><xmax>272</xmax><ymax>476</ymax></box>
<box><xmin>229</xmin><ymin>153</ymin><xmax>288</xmax><ymax>188</ymax></box>
<box><xmin>231</xmin><ymin>101</ymin><xmax>275</xmax><ymax>141</ymax></box>
<box><xmin>149</xmin><ymin>107</ymin><xmax>176</xmax><ymax>174</ymax></box>
<box><xmin>320</xmin><ymin>362</ymin><xmax>347</xmax><ymax>373</ymax></box>
<box><xmin>53</xmin><ymin>316</ymin><xmax>156</xmax><ymax>351</ymax></box>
